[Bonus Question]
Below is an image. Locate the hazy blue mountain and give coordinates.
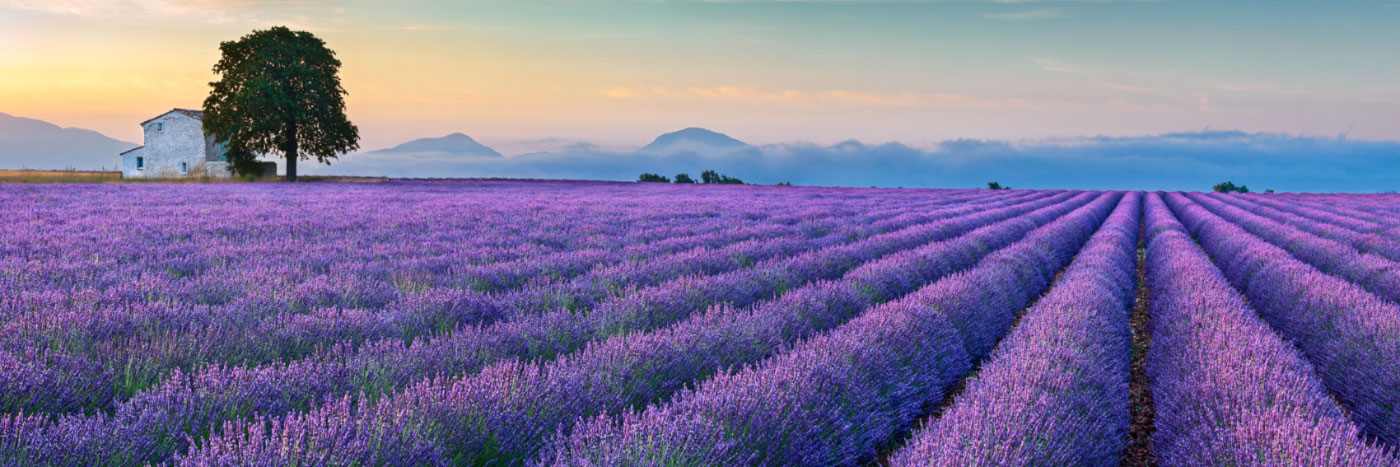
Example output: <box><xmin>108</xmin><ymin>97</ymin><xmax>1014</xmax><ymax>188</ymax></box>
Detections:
<box><xmin>307</xmin><ymin>130</ymin><xmax>1400</xmax><ymax>192</ymax></box>
<box><xmin>366</xmin><ymin>132</ymin><xmax>502</xmax><ymax>157</ymax></box>
<box><xmin>640</xmin><ymin>127</ymin><xmax>750</xmax><ymax>156</ymax></box>
<box><xmin>487</xmin><ymin>137</ymin><xmax>637</xmax><ymax>157</ymax></box>
<box><xmin>0</xmin><ymin>112</ymin><xmax>138</xmax><ymax>170</ymax></box>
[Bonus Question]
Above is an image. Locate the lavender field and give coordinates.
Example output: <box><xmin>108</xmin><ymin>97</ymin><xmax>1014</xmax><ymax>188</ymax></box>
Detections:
<box><xmin>1</xmin><ymin>180</ymin><xmax>1398</xmax><ymax>466</ymax></box>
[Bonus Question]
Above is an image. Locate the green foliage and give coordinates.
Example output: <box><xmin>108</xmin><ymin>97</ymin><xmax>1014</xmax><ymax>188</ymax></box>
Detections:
<box><xmin>637</xmin><ymin>173</ymin><xmax>670</xmax><ymax>183</ymax></box>
<box><xmin>1213</xmin><ymin>181</ymin><xmax>1250</xmax><ymax>193</ymax></box>
<box><xmin>700</xmin><ymin>170</ymin><xmax>744</xmax><ymax>185</ymax></box>
<box><xmin>673</xmin><ymin>173</ymin><xmax>696</xmax><ymax>184</ymax></box>
<box><xmin>776</xmin><ymin>181</ymin><xmax>793</xmax><ymax>186</ymax></box>
<box><xmin>1265</xmin><ymin>188</ymin><xmax>1275</xmax><ymax>193</ymax></box>
<box><xmin>204</xmin><ymin>26</ymin><xmax>359</xmax><ymax>181</ymax></box>
<box><xmin>987</xmin><ymin>181</ymin><xmax>1011</xmax><ymax>190</ymax></box>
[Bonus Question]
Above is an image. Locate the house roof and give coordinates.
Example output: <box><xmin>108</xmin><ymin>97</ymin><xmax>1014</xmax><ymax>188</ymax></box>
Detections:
<box><xmin>140</xmin><ymin>108</ymin><xmax>204</xmax><ymax>126</ymax></box>
<box><xmin>119</xmin><ymin>145</ymin><xmax>144</xmax><ymax>156</ymax></box>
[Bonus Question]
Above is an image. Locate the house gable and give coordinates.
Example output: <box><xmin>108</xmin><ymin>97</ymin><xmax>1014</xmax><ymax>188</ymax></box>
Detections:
<box><xmin>121</xmin><ymin>108</ymin><xmax>231</xmax><ymax>178</ymax></box>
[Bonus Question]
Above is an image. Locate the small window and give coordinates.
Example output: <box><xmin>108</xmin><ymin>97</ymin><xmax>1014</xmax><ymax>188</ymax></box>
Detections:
<box><xmin>156</xmin><ymin>122</ymin><xmax>163</xmax><ymax>131</ymax></box>
<box><xmin>136</xmin><ymin>157</ymin><xmax>144</xmax><ymax>169</ymax></box>
<box><xmin>180</xmin><ymin>162</ymin><xmax>188</xmax><ymax>174</ymax></box>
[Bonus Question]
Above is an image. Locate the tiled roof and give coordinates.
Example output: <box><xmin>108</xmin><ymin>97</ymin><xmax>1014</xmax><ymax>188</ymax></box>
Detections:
<box><xmin>172</xmin><ymin>108</ymin><xmax>204</xmax><ymax>120</ymax></box>
<box><xmin>119</xmin><ymin>145</ymin><xmax>144</xmax><ymax>156</ymax></box>
<box><xmin>140</xmin><ymin>108</ymin><xmax>204</xmax><ymax>126</ymax></box>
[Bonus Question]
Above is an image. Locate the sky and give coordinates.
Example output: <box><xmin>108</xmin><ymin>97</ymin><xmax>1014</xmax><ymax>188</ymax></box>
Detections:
<box><xmin>3</xmin><ymin>0</ymin><xmax>1399</xmax><ymax>152</ymax></box>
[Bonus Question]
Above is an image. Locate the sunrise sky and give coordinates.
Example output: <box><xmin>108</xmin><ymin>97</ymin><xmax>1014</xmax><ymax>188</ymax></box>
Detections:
<box><xmin>3</xmin><ymin>0</ymin><xmax>1398</xmax><ymax>150</ymax></box>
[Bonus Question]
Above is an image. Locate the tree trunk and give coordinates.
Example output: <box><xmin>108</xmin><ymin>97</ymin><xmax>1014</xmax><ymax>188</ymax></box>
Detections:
<box><xmin>285</xmin><ymin>121</ymin><xmax>299</xmax><ymax>182</ymax></box>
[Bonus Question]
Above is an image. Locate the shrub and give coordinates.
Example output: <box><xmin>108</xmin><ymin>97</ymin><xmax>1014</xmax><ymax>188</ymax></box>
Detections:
<box><xmin>1212</xmin><ymin>181</ymin><xmax>1249</xmax><ymax>193</ymax></box>
<box><xmin>700</xmin><ymin>170</ymin><xmax>744</xmax><ymax>185</ymax></box>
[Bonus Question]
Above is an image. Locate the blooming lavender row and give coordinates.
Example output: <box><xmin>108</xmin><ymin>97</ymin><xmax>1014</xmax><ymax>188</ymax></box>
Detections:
<box><xmin>452</xmin><ymin>189</ymin><xmax>1005</xmax><ymax>292</ymax></box>
<box><xmin>1182</xmin><ymin>192</ymin><xmax>1400</xmax><ymax>304</ymax></box>
<box><xmin>0</xmin><ymin>190</ymin><xmax>942</xmax><ymax>416</ymax></box>
<box><xmin>4</xmin><ymin>182</ymin><xmax>977</xmax><ymax>338</ymax></box>
<box><xmin>112</xmin><ymin>191</ymin><xmax>1027</xmax><ymax>388</ymax></box>
<box><xmin>1206</xmin><ymin>193</ymin><xmax>1400</xmax><ymax>268</ymax></box>
<box><xmin>178</xmin><ymin>191</ymin><xmax>1108</xmax><ymax>466</ymax></box>
<box><xmin>886</xmin><ymin>192</ymin><xmax>1140</xmax><ymax>466</ymax></box>
<box><xmin>1240</xmin><ymin>192</ymin><xmax>1400</xmax><ymax>233</ymax></box>
<box><xmin>161</xmin><ymin>191</ymin><xmax>1030</xmax><ymax>370</ymax></box>
<box><xmin>1281</xmin><ymin>192</ymin><xmax>1400</xmax><ymax>219</ymax></box>
<box><xmin>1239</xmin><ymin>193</ymin><xmax>1400</xmax><ymax>262</ymax></box>
<box><xmin>0</xmin><ymin>208</ymin><xmax>834</xmax><ymax>416</ymax></box>
<box><xmin>496</xmin><ymin>190</ymin><xmax>1050</xmax><ymax>318</ymax></box>
<box><xmin>1</xmin><ymin>190</ymin><xmax>1072</xmax><ymax>465</ymax></box>
<box><xmin>2</xmin><ymin>186</ymin><xmax>1010</xmax><ymax>417</ymax></box>
<box><xmin>1164</xmin><ymin>192</ymin><xmax>1400</xmax><ymax>447</ymax></box>
<box><xmin>537</xmin><ymin>192</ymin><xmax>1122</xmax><ymax>467</ymax></box>
<box><xmin>1139</xmin><ymin>193</ymin><xmax>1395</xmax><ymax>465</ymax></box>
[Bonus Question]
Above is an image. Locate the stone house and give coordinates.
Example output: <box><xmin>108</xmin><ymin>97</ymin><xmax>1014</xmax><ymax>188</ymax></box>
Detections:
<box><xmin>119</xmin><ymin>109</ymin><xmax>233</xmax><ymax>179</ymax></box>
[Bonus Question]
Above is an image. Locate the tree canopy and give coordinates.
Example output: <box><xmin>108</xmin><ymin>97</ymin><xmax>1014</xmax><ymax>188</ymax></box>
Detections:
<box><xmin>204</xmin><ymin>26</ymin><xmax>359</xmax><ymax>181</ymax></box>
<box><xmin>1212</xmin><ymin>181</ymin><xmax>1250</xmax><ymax>193</ymax></box>
<box><xmin>700</xmin><ymin>170</ymin><xmax>744</xmax><ymax>185</ymax></box>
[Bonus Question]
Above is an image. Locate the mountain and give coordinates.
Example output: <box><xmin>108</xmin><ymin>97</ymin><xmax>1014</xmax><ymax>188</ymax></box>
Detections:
<box><xmin>0</xmin><ymin>112</ymin><xmax>138</xmax><ymax>170</ymax></box>
<box><xmin>486</xmin><ymin>137</ymin><xmax>637</xmax><ymax>157</ymax></box>
<box><xmin>366</xmin><ymin>132</ymin><xmax>502</xmax><ymax>157</ymax></box>
<box><xmin>640</xmin><ymin>127</ymin><xmax>750</xmax><ymax>156</ymax></box>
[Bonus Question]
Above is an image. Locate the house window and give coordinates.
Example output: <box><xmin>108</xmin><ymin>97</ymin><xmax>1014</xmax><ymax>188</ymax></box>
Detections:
<box><xmin>156</xmin><ymin>122</ymin><xmax>163</xmax><ymax>131</ymax></box>
<box><xmin>136</xmin><ymin>157</ymin><xmax>144</xmax><ymax>170</ymax></box>
<box><xmin>181</xmin><ymin>162</ymin><xmax>188</xmax><ymax>174</ymax></box>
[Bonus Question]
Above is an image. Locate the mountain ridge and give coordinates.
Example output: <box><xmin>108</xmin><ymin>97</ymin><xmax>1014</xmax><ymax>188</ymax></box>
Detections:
<box><xmin>640</xmin><ymin>127</ymin><xmax>750</xmax><ymax>156</ymax></box>
<box><xmin>0</xmin><ymin>112</ymin><xmax>139</xmax><ymax>170</ymax></box>
<box><xmin>366</xmin><ymin>132</ymin><xmax>503</xmax><ymax>157</ymax></box>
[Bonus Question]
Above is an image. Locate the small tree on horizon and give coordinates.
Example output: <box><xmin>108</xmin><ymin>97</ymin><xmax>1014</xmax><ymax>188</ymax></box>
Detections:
<box><xmin>204</xmin><ymin>26</ymin><xmax>359</xmax><ymax>181</ymax></box>
<box><xmin>987</xmin><ymin>181</ymin><xmax>1010</xmax><ymax>190</ymax></box>
<box><xmin>674</xmin><ymin>173</ymin><xmax>696</xmax><ymax>184</ymax></box>
<box><xmin>1213</xmin><ymin>181</ymin><xmax>1250</xmax><ymax>194</ymax></box>
<box><xmin>700</xmin><ymin>170</ymin><xmax>744</xmax><ymax>185</ymax></box>
<box><xmin>638</xmin><ymin>173</ymin><xmax>670</xmax><ymax>183</ymax></box>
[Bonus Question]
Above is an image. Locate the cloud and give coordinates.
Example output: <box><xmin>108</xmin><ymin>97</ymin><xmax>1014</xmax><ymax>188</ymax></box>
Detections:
<box><xmin>1035</xmin><ymin>57</ymin><xmax>1171</xmax><ymax>94</ymax></box>
<box><xmin>1099</xmin><ymin>82</ymin><xmax>1160</xmax><ymax>93</ymax></box>
<box><xmin>0</xmin><ymin>0</ymin><xmax>345</xmax><ymax>25</ymax></box>
<box><xmin>697</xmin><ymin>0</ymin><xmax>1142</xmax><ymax>3</ymax></box>
<box><xmin>600</xmin><ymin>85</ymin><xmax>1040</xmax><ymax>110</ymax></box>
<box><xmin>303</xmin><ymin>131</ymin><xmax>1400</xmax><ymax>193</ymax></box>
<box><xmin>400</xmin><ymin>24</ymin><xmax>451</xmax><ymax>31</ymax></box>
<box><xmin>1207</xmin><ymin>82</ymin><xmax>1307</xmax><ymax>95</ymax></box>
<box><xmin>982</xmin><ymin>7</ymin><xmax>1062</xmax><ymax>20</ymax></box>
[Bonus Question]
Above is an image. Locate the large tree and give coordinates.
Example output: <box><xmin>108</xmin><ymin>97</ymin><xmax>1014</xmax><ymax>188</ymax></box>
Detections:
<box><xmin>204</xmin><ymin>26</ymin><xmax>358</xmax><ymax>181</ymax></box>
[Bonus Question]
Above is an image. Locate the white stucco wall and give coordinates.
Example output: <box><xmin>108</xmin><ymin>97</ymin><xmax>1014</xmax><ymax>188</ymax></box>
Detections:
<box><xmin>120</xmin><ymin>147</ymin><xmax>144</xmax><ymax>177</ymax></box>
<box><xmin>121</xmin><ymin>111</ymin><xmax>232</xmax><ymax>179</ymax></box>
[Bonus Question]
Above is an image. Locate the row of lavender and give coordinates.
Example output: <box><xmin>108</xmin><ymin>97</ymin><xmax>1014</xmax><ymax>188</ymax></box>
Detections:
<box><xmin>2</xmin><ymin>184</ymin><xmax>1011</xmax><ymax>416</ymax></box>
<box><xmin>0</xmin><ymin>182</ymin><xmax>1067</xmax><ymax>465</ymax></box>
<box><xmin>4</xmin><ymin>181</ymin><xmax>1400</xmax><ymax>466</ymax></box>
<box><xmin>1163</xmin><ymin>193</ymin><xmax>1400</xmax><ymax>447</ymax></box>
<box><xmin>58</xmin><ymin>191</ymin><xmax>1074</xmax><ymax>464</ymax></box>
<box><xmin>178</xmin><ymin>193</ymin><xmax>1112</xmax><ymax>465</ymax></box>
<box><xmin>881</xmin><ymin>191</ymin><xmax>1400</xmax><ymax>465</ymax></box>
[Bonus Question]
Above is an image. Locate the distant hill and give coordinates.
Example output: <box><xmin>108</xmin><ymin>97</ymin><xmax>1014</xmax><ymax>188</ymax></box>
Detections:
<box><xmin>366</xmin><ymin>132</ymin><xmax>502</xmax><ymax>157</ymax></box>
<box><xmin>487</xmin><ymin>137</ymin><xmax>636</xmax><ymax>157</ymax></box>
<box><xmin>0</xmin><ymin>112</ymin><xmax>137</xmax><ymax>170</ymax></box>
<box><xmin>640</xmin><ymin>127</ymin><xmax>750</xmax><ymax>156</ymax></box>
